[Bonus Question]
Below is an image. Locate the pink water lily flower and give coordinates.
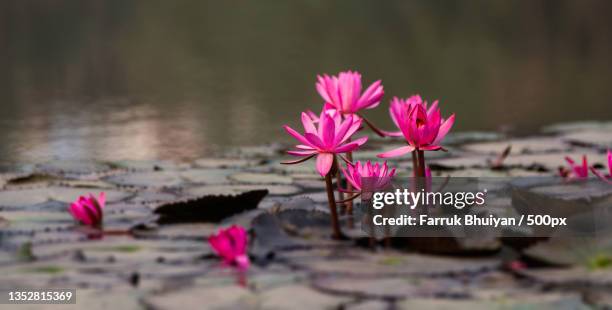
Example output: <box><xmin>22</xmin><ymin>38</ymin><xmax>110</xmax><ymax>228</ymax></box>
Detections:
<box><xmin>316</xmin><ymin>70</ymin><xmax>384</xmax><ymax>115</ymax></box>
<box><xmin>69</xmin><ymin>192</ymin><xmax>105</xmax><ymax>227</ymax></box>
<box><xmin>590</xmin><ymin>150</ymin><xmax>612</xmax><ymax>184</ymax></box>
<box><xmin>341</xmin><ymin>160</ymin><xmax>396</xmax><ymax>192</ymax></box>
<box><xmin>378</xmin><ymin>96</ymin><xmax>455</xmax><ymax>158</ymax></box>
<box><xmin>208</xmin><ymin>225</ymin><xmax>250</xmax><ymax>269</ymax></box>
<box><xmin>559</xmin><ymin>155</ymin><xmax>589</xmax><ymax>180</ymax></box>
<box><xmin>283</xmin><ymin>109</ymin><xmax>368</xmax><ymax>176</ymax></box>
<box><xmin>385</xmin><ymin>95</ymin><xmax>424</xmax><ymax>137</ymax></box>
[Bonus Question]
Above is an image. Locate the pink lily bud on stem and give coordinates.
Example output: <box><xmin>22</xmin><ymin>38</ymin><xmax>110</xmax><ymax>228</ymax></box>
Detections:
<box><xmin>378</xmin><ymin>95</ymin><xmax>455</xmax><ymax>179</ymax></box>
<box><xmin>69</xmin><ymin>192</ymin><xmax>105</xmax><ymax>228</ymax></box>
<box><xmin>208</xmin><ymin>225</ymin><xmax>250</xmax><ymax>270</ymax></box>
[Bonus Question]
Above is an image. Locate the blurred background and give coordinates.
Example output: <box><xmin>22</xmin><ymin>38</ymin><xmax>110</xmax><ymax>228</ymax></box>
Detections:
<box><xmin>1</xmin><ymin>0</ymin><xmax>611</xmax><ymax>163</ymax></box>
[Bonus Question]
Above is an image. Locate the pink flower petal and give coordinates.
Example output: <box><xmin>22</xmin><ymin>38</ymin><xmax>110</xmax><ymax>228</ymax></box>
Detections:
<box><xmin>377</xmin><ymin>145</ymin><xmax>415</xmax><ymax>158</ymax></box>
<box><xmin>336</xmin><ymin>136</ymin><xmax>368</xmax><ymax>153</ymax></box>
<box><xmin>432</xmin><ymin>113</ymin><xmax>455</xmax><ymax>145</ymax></box>
<box><xmin>284</xmin><ymin>125</ymin><xmax>313</xmax><ymax>147</ymax></box>
<box><xmin>316</xmin><ymin>153</ymin><xmax>334</xmax><ymax>176</ymax></box>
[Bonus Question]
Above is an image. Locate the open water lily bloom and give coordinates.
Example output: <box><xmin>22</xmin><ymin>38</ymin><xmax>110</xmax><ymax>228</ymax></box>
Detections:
<box><xmin>208</xmin><ymin>225</ymin><xmax>250</xmax><ymax>269</ymax></box>
<box><xmin>69</xmin><ymin>192</ymin><xmax>105</xmax><ymax>227</ymax></box>
<box><xmin>559</xmin><ymin>155</ymin><xmax>589</xmax><ymax>180</ymax></box>
<box><xmin>378</xmin><ymin>96</ymin><xmax>455</xmax><ymax>158</ymax></box>
<box><xmin>283</xmin><ymin>109</ymin><xmax>368</xmax><ymax>176</ymax></box>
<box><xmin>341</xmin><ymin>160</ymin><xmax>396</xmax><ymax>192</ymax></box>
<box><xmin>316</xmin><ymin>70</ymin><xmax>384</xmax><ymax>115</ymax></box>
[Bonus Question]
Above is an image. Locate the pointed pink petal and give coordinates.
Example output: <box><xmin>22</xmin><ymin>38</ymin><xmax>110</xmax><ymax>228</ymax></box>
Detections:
<box><xmin>336</xmin><ymin>136</ymin><xmax>368</xmax><ymax>153</ymax></box>
<box><xmin>304</xmin><ymin>132</ymin><xmax>325</xmax><ymax>150</ymax></box>
<box><xmin>284</xmin><ymin>125</ymin><xmax>312</xmax><ymax>147</ymax></box>
<box><xmin>432</xmin><ymin>114</ymin><xmax>455</xmax><ymax>145</ymax></box>
<box><xmin>301</xmin><ymin>112</ymin><xmax>317</xmax><ymax>134</ymax></box>
<box><xmin>591</xmin><ymin>167</ymin><xmax>612</xmax><ymax>184</ymax></box>
<box><xmin>357</xmin><ymin>80</ymin><xmax>383</xmax><ymax>110</ymax></box>
<box><xmin>607</xmin><ymin>150</ymin><xmax>612</xmax><ymax>176</ymax></box>
<box><xmin>377</xmin><ymin>145</ymin><xmax>415</xmax><ymax>158</ymax></box>
<box><xmin>97</xmin><ymin>192</ymin><xmax>106</xmax><ymax>209</ymax></box>
<box><xmin>316</xmin><ymin>153</ymin><xmax>334</xmax><ymax>176</ymax></box>
<box><xmin>316</xmin><ymin>76</ymin><xmax>333</xmax><ymax>104</ymax></box>
<box><xmin>287</xmin><ymin>150</ymin><xmax>317</xmax><ymax>156</ymax></box>
<box><xmin>321</xmin><ymin>113</ymin><xmax>335</xmax><ymax>147</ymax></box>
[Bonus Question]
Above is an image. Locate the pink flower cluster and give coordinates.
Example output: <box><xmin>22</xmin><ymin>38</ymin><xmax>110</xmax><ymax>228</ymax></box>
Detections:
<box><xmin>341</xmin><ymin>160</ymin><xmax>396</xmax><ymax>192</ymax></box>
<box><xmin>561</xmin><ymin>150</ymin><xmax>612</xmax><ymax>183</ymax></box>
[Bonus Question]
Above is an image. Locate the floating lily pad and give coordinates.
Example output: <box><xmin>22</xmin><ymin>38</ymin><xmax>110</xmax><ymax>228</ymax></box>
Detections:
<box><xmin>154</xmin><ymin>190</ymin><xmax>268</xmax><ymax>224</ymax></box>
<box><xmin>429</xmin><ymin>156</ymin><xmax>490</xmax><ymax>170</ymax></box>
<box><xmin>524</xmin><ymin>233</ymin><xmax>612</xmax><ymax>267</ymax></box>
<box><xmin>194</xmin><ymin>158</ymin><xmax>264</xmax><ymax>168</ymax></box>
<box><xmin>503</xmin><ymin>151</ymin><xmax>606</xmax><ymax>171</ymax></box>
<box><xmin>314</xmin><ymin>276</ymin><xmax>466</xmax><ymax>299</ymax></box>
<box><xmin>143</xmin><ymin>284</ymin><xmax>255</xmax><ymax>310</ymax></box>
<box><xmin>0</xmin><ymin>186</ymin><xmax>130</xmax><ymax>208</ymax></box>
<box><xmin>32</xmin><ymin>237</ymin><xmax>209</xmax><ymax>263</ymax></box>
<box><xmin>346</xmin><ymin>300</ymin><xmax>390</xmax><ymax>310</ymax></box>
<box><xmin>396</xmin><ymin>294</ymin><xmax>590</xmax><ymax>310</ymax></box>
<box><xmin>258</xmin><ymin>284</ymin><xmax>351</xmax><ymax>310</ymax></box>
<box><xmin>444</xmin><ymin>131</ymin><xmax>504</xmax><ymax>145</ymax></box>
<box><xmin>563</xmin><ymin>130</ymin><xmax>612</xmax><ymax>148</ymax></box>
<box><xmin>463</xmin><ymin>137</ymin><xmax>570</xmax><ymax>155</ymax></box>
<box><xmin>112</xmin><ymin>159</ymin><xmax>189</xmax><ymax>171</ymax></box>
<box><xmin>229</xmin><ymin>172</ymin><xmax>293</xmax><ymax>185</ymax></box>
<box><xmin>105</xmin><ymin>171</ymin><xmax>184</xmax><ymax>188</ymax></box>
<box><xmin>132</xmin><ymin>223</ymin><xmax>218</xmax><ymax>240</ymax></box>
<box><xmin>543</xmin><ymin>121</ymin><xmax>612</xmax><ymax>134</ymax></box>
<box><xmin>35</xmin><ymin>160</ymin><xmax>114</xmax><ymax>176</ymax></box>
<box><xmin>280</xmin><ymin>248</ymin><xmax>499</xmax><ymax>277</ymax></box>
<box><xmin>185</xmin><ymin>184</ymin><xmax>300</xmax><ymax>196</ymax></box>
<box><xmin>179</xmin><ymin>169</ymin><xmax>235</xmax><ymax>185</ymax></box>
<box><xmin>250</xmin><ymin>212</ymin><xmax>305</xmax><ymax>261</ymax></box>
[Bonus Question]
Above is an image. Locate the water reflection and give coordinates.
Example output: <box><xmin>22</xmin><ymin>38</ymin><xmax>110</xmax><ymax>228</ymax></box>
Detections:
<box><xmin>1</xmin><ymin>1</ymin><xmax>611</xmax><ymax>162</ymax></box>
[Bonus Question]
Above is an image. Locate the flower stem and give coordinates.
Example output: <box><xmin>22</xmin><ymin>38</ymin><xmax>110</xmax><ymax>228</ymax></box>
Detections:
<box><xmin>411</xmin><ymin>151</ymin><xmax>418</xmax><ymax>175</ymax></box>
<box><xmin>417</xmin><ymin>150</ymin><xmax>426</xmax><ymax>177</ymax></box>
<box><xmin>335</xmin><ymin>167</ymin><xmax>346</xmax><ymax>214</ymax></box>
<box><xmin>325</xmin><ymin>170</ymin><xmax>342</xmax><ymax>239</ymax></box>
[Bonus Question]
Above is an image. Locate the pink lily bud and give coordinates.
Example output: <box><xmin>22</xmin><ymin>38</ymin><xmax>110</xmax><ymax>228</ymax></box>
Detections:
<box><xmin>341</xmin><ymin>160</ymin><xmax>396</xmax><ymax>192</ymax></box>
<box><xmin>69</xmin><ymin>192</ymin><xmax>105</xmax><ymax>227</ymax></box>
<box><xmin>378</xmin><ymin>95</ymin><xmax>455</xmax><ymax>158</ymax></box>
<box><xmin>283</xmin><ymin>108</ymin><xmax>368</xmax><ymax>176</ymax></box>
<box><xmin>559</xmin><ymin>155</ymin><xmax>589</xmax><ymax>180</ymax></box>
<box><xmin>208</xmin><ymin>225</ymin><xmax>250</xmax><ymax>270</ymax></box>
<box><xmin>316</xmin><ymin>70</ymin><xmax>384</xmax><ymax>115</ymax></box>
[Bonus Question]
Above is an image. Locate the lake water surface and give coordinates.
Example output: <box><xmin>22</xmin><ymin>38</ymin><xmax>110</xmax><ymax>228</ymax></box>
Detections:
<box><xmin>1</xmin><ymin>1</ymin><xmax>611</xmax><ymax>163</ymax></box>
